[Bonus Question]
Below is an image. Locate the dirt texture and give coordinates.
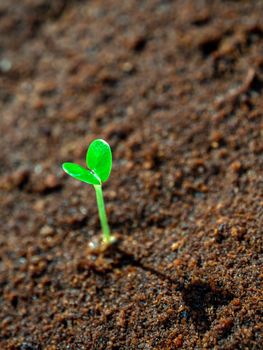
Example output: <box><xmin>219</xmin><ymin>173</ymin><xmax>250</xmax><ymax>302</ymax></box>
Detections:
<box><xmin>0</xmin><ymin>0</ymin><xmax>263</xmax><ymax>349</ymax></box>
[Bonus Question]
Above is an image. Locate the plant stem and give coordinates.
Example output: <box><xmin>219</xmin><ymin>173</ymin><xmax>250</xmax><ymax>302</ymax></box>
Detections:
<box><xmin>94</xmin><ymin>184</ymin><xmax>111</xmax><ymax>243</ymax></box>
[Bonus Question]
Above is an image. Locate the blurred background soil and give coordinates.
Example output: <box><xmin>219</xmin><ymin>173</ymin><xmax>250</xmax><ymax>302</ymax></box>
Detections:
<box><xmin>0</xmin><ymin>0</ymin><xmax>262</xmax><ymax>349</ymax></box>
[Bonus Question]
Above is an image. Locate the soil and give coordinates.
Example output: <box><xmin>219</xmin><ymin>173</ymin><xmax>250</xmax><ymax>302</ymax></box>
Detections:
<box><xmin>0</xmin><ymin>0</ymin><xmax>262</xmax><ymax>349</ymax></box>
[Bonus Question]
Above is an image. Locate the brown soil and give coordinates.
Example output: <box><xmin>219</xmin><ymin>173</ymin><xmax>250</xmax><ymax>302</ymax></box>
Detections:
<box><xmin>0</xmin><ymin>1</ymin><xmax>262</xmax><ymax>349</ymax></box>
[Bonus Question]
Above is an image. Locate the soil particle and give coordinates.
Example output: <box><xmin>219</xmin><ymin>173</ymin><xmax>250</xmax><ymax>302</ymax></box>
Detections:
<box><xmin>0</xmin><ymin>168</ymin><xmax>30</xmax><ymax>191</ymax></box>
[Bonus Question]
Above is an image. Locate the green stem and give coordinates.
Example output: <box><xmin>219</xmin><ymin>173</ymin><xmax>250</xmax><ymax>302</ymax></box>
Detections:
<box><xmin>94</xmin><ymin>184</ymin><xmax>111</xmax><ymax>243</ymax></box>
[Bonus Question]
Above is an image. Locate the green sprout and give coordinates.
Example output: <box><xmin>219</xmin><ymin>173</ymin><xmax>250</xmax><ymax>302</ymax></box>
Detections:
<box><xmin>62</xmin><ymin>139</ymin><xmax>114</xmax><ymax>245</ymax></box>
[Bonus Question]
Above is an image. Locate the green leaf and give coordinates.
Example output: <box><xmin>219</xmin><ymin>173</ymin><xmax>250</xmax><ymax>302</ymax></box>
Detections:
<box><xmin>62</xmin><ymin>162</ymin><xmax>101</xmax><ymax>185</ymax></box>
<box><xmin>86</xmin><ymin>139</ymin><xmax>112</xmax><ymax>182</ymax></box>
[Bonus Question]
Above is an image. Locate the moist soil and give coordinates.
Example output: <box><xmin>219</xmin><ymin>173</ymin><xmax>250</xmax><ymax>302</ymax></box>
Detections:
<box><xmin>0</xmin><ymin>1</ymin><xmax>262</xmax><ymax>349</ymax></box>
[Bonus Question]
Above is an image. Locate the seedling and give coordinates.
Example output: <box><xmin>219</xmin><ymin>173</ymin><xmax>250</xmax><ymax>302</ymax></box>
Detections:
<box><xmin>62</xmin><ymin>139</ymin><xmax>114</xmax><ymax>245</ymax></box>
